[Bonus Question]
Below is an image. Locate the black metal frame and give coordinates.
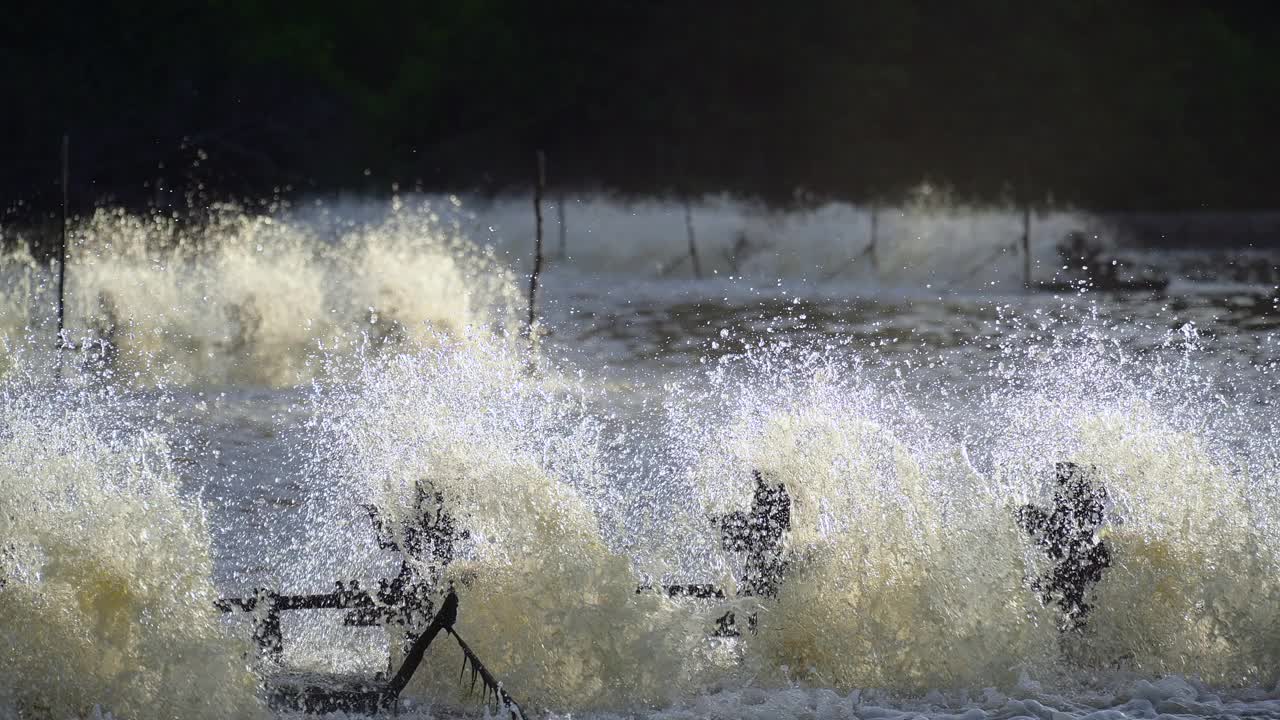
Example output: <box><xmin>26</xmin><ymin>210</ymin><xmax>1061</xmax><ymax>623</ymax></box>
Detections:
<box><xmin>636</xmin><ymin>471</ymin><xmax>793</xmax><ymax>637</ymax></box>
<box><xmin>215</xmin><ymin>482</ymin><xmax>521</xmax><ymax>717</ymax></box>
<box><xmin>244</xmin><ymin>588</ymin><xmax>524</xmax><ymax>717</ymax></box>
<box><xmin>214</xmin><ymin>579</ymin><xmax>428</xmax><ymax>661</ymax></box>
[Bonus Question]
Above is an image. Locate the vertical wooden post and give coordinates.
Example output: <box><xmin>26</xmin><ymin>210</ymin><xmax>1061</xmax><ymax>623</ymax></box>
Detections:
<box><xmin>1021</xmin><ymin>205</ymin><xmax>1032</xmax><ymax>289</ymax></box>
<box><xmin>684</xmin><ymin>198</ymin><xmax>702</xmax><ymax>279</ymax></box>
<box><xmin>868</xmin><ymin>202</ymin><xmax>880</xmax><ymax>275</ymax></box>
<box><xmin>58</xmin><ymin>134</ymin><xmax>69</xmax><ymax>361</ymax></box>
<box><xmin>556</xmin><ymin>192</ymin><xmax>567</xmax><ymax>260</ymax></box>
<box><xmin>525</xmin><ymin>150</ymin><xmax>546</xmax><ymax>339</ymax></box>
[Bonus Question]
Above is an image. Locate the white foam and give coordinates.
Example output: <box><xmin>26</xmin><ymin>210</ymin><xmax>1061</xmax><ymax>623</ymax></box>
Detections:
<box><xmin>0</xmin><ymin>375</ymin><xmax>265</xmax><ymax>719</ymax></box>
<box><xmin>0</xmin><ymin>200</ymin><xmax>520</xmax><ymax>386</ymax></box>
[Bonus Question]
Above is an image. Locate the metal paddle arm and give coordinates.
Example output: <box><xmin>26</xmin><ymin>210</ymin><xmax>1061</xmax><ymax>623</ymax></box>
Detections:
<box><xmin>214</xmin><ymin>578</ymin><xmax>428</xmax><ymax>660</ymax></box>
<box><xmin>215</xmin><ymin>480</ymin><xmax>522</xmax><ymax>716</ymax></box>
<box><xmin>262</xmin><ymin>588</ymin><xmax>522</xmax><ymax>718</ymax></box>
<box><xmin>636</xmin><ymin>471</ymin><xmax>792</xmax><ymax>636</ymax></box>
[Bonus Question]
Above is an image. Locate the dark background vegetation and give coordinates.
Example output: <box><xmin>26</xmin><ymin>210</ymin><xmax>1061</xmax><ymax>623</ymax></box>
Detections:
<box><xmin>5</xmin><ymin>1</ymin><xmax>1279</xmax><ymax>219</ymax></box>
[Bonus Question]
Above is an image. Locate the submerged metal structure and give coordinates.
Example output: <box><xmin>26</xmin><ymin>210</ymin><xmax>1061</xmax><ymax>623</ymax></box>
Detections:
<box><xmin>640</xmin><ymin>470</ymin><xmax>793</xmax><ymax>636</ymax></box>
<box><xmin>216</xmin><ymin>484</ymin><xmax>523</xmax><ymax>717</ymax></box>
<box><xmin>227</xmin><ymin>587</ymin><xmax>520</xmax><ymax>716</ymax></box>
<box><xmin>1016</xmin><ymin>461</ymin><xmax>1113</xmax><ymax>633</ymax></box>
<box><xmin>664</xmin><ymin>464</ymin><xmax>1114</xmax><ymax>638</ymax></box>
<box><xmin>214</xmin><ymin>463</ymin><xmax>1109</xmax><ymax>714</ymax></box>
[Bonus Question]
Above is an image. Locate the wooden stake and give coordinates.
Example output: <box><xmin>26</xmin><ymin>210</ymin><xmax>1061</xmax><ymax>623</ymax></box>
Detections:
<box><xmin>525</xmin><ymin>150</ymin><xmax>546</xmax><ymax>339</ymax></box>
<box><xmin>58</xmin><ymin>134</ymin><xmax>69</xmax><ymax>364</ymax></box>
<box><xmin>684</xmin><ymin>198</ymin><xmax>702</xmax><ymax>279</ymax></box>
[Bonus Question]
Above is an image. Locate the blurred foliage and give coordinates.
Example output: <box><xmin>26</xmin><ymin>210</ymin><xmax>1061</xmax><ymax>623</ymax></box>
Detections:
<box><xmin>3</xmin><ymin>1</ymin><xmax>1278</xmax><ymax>213</ymax></box>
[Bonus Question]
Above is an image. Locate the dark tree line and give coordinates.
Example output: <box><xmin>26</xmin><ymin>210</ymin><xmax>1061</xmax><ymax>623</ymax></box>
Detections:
<box><xmin>4</xmin><ymin>0</ymin><xmax>1278</xmax><ymax>220</ymax></box>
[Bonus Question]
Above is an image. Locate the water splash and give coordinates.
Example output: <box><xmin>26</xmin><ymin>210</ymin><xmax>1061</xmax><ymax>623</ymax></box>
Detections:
<box><xmin>3</xmin><ymin>204</ymin><xmax>1280</xmax><ymax>718</ymax></box>
<box><xmin>979</xmin><ymin>332</ymin><xmax>1280</xmax><ymax>685</ymax></box>
<box><xmin>382</xmin><ymin>192</ymin><xmax>1114</xmax><ymax>287</ymax></box>
<box><xmin>0</xmin><ymin>369</ymin><xmax>263</xmax><ymax>719</ymax></box>
<box><xmin>658</xmin><ymin>319</ymin><xmax>1280</xmax><ymax>693</ymax></box>
<box><xmin>306</xmin><ymin>336</ymin><xmax>717</xmax><ymax>712</ymax></box>
<box><xmin>0</xmin><ymin>200</ymin><xmax>520</xmax><ymax>386</ymax></box>
<box><xmin>670</xmin><ymin>349</ymin><xmax>1057</xmax><ymax>690</ymax></box>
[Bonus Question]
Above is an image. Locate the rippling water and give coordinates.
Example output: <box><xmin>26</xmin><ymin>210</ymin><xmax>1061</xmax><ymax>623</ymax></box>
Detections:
<box><xmin>4</xmin><ymin>198</ymin><xmax>1280</xmax><ymax>720</ymax></box>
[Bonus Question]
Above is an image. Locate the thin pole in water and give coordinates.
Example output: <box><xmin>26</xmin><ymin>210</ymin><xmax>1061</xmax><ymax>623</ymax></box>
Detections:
<box><xmin>684</xmin><ymin>198</ymin><xmax>702</xmax><ymax>279</ymax></box>
<box><xmin>57</xmin><ymin>134</ymin><xmax>69</xmax><ymax>367</ymax></box>
<box><xmin>1021</xmin><ymin>205</ymin><xmax>1032</xmax><ymax>289</ymax></box>
<box><xmin>525</xmin><ymin>150</ymin><xmax>546</xmax><ymax>340</ymax></box>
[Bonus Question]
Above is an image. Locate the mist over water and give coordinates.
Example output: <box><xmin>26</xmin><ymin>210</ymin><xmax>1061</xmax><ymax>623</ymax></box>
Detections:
<box><xmin>4</xmin><ymin>197</ymin><xmax>1280</xmax><ymax>719</ymax></box>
